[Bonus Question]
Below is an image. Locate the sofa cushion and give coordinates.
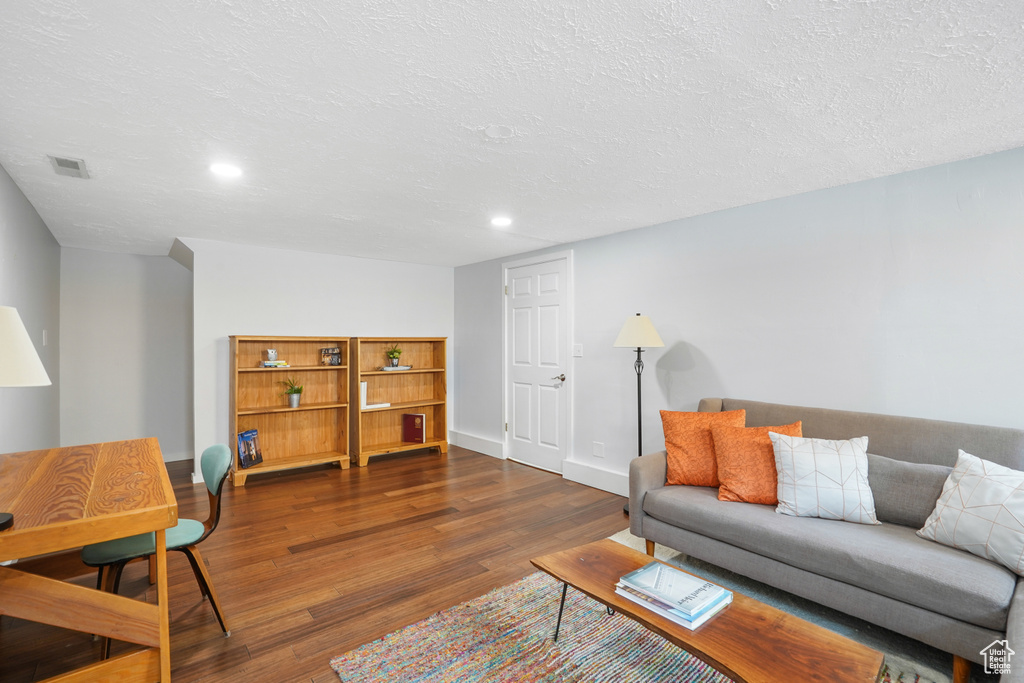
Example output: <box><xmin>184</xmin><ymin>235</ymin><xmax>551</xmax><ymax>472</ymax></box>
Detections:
<box><xmin>918</xmin><ymin>450</ymin><xmax>1024</xmax><ymax>576</ymax></box>
<box><xmin>713</xmin><ymin>422</ymin><xmax>802</xmax><ymax>505</ymax></box>
<box><xmin>867</xmin><ymin>453</ymin><xmax>951</xmax><ymax>528</ymax></box>
<box><xmin>770</xmin><ymin>433</ymin><xmax>879</xmax><ymax>525</ymax></box>
<box><xmin>642</xmin><ymin>484</ymin><xmax>1017</xmax><ymax>630</ymax></box>
<box><xmin>662</xmin><ymin>409</ymin><xmax>746</xmax><ymax>487</ymax></box>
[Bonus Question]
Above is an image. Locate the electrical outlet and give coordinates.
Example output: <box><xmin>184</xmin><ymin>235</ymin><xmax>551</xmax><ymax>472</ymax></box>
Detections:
<box><xmin>572</xmin><ymin>344</ymin><xmax>583</xmax><ymax>357</ymax></box>
<box><xmin>592</xmin><ymin>441</ymin><xmax>604</xmax><ymax>458</ymax></box>
<box><xmin>42</xmin><ymin>329</ymin><xmax>48</xmax><ymax>346</ymax></box>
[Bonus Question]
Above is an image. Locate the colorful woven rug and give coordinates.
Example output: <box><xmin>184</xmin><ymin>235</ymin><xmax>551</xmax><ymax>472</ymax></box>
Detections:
<box><xmin>331</xmin><ymin>551</ymin><xmax>979</xmax><ymax>683</ymax></box>
<box><xmin>330</xmin><ymin>571</ymin><xmax>732</xmax><ymax>682</ymax></box>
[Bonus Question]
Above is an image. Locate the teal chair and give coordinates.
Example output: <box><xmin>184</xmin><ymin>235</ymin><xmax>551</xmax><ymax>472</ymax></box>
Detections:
<box><xmin>82</xmin><ymin>444</ymin><xmax>232</xmax><ymax>653</ymax></box>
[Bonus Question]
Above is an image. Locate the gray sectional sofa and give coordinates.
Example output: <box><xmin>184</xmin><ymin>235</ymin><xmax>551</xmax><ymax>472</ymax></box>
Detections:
<box><xmin>629</xmin><ymin>398</ymin><xmax>1024</xmax><ymax>682</ymax></box>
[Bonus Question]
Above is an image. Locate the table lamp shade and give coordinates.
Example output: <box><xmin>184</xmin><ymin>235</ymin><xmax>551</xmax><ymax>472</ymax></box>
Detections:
<box><xmin>613</xmin><ymin>314</ymin><xmax>664</xmax><ymax>348</ymax></box>
<box><xmin>0</xmin><ymin>306</ymin><xmax>51</xmax><ymax>387</ymax></box>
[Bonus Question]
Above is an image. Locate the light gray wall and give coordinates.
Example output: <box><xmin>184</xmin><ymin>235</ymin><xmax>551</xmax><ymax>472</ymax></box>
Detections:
<box><xmin>0</xmin><ymin>164</ymin><xmax>60</xmax><ymax>452</ymax></box>
<box><xmin>186</xmin><ymin>238</ymin><xmax>454</xmax><ymax>481</ymax></box>
<box><xmin>452</xmin><ymin>258</ymin><xmax>504</xmax><ymax>450</ymax></box>
<box><xmin>453</xmin><ymin>146</ymin><xmax>1024</xmax><ymax>494</ymax></box>
<box><xmin>59</xmin><ymin>249</ymin><xmax>193</xmax><ymax>461</ymax></box>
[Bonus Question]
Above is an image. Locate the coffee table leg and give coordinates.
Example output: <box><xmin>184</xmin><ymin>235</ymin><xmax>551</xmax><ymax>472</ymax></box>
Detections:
<box><xmin>554</xmin><ymin>582</ymin><xmax>568</xmax><ymax>642</ymax></box>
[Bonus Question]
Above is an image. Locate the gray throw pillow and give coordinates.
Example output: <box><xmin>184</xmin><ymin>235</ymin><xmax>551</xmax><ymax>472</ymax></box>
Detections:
<box><xmin>867</xmin><ymin>453</ymin><xmax>951</xmax><ymax>528</ymax></box>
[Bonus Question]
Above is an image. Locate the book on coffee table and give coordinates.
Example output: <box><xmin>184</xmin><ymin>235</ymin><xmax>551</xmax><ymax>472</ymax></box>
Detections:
<box><xmin>615</xmin><ymin>583</ymin><xmax>732</xmax><ymax>630</ymax></box>
<box><xmin>619</xmin><ymin>561</ymin><xmax>727</xmax><ymax>616</ymax></box>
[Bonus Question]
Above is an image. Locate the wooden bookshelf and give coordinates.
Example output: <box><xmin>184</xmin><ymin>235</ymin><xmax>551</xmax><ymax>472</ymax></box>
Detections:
<box><xmin>229</xmin><ymin>336</ymin><xmax>350</xmax><ymax>486</ymax></box>
<box><xmin>350</xmin><ymin>337</ymin><xmax>448</xmax><ymax>466</ymax></box>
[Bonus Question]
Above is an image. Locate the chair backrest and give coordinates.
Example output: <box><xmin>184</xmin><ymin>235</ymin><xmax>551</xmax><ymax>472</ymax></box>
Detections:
<box><xmin>201</xmin><ymin>444</ymin><xmax>232</xmax><ymax>495</ymax></box>
<box><xmin>197</xmin><ymin>444</ymin><xmax>232</xmax><ymax>540</ymax></box>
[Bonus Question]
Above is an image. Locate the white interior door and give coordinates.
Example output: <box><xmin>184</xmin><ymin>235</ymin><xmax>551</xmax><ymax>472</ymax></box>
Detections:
<box><xmin>505</xmin><ymin>256</ymin><xmax>569</xmax><ymax>473</ymax></box>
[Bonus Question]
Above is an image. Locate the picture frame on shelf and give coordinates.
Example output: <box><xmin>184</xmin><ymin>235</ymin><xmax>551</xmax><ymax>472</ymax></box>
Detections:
<box><xmin>320</xmin><ymin>346</ymin><xmax>342</xmax><ymax>366</ymax></box>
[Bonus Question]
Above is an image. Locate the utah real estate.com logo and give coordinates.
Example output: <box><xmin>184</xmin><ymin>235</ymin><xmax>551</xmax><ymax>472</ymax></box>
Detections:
<box><xmin>981</xmin><ymin>640</ymin><xmax>1015</xmax><ymax>675</ymax></box>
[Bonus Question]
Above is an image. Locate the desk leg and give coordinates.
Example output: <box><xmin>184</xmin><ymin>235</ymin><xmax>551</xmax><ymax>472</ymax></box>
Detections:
<box><xmin>156</xmin><ymin>530</ymin><xmax>171</xmax><ymax>681</ymax></box>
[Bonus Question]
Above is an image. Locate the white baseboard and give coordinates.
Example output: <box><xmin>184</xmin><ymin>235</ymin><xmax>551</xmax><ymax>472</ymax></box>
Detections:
<box><xmin>450</xmin><ymin>430</ymin><xmax>505</xmax><ymax>459</ymax></box>
<box><xmin>562</xmin><ymin>459</ymin><xmax>628</xmax><ymax>496</ymax></box>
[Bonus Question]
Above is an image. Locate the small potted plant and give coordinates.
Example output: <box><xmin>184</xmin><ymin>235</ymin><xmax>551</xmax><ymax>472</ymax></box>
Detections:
<box><xmin>280</xmin><ymin>377</ymin><xmax>303</xmax><ymax>408</ymax></box>
<box><xmin>385</xmin><ymin>344</ymin><xmax>402</xmax><ymax>367</ymax></box>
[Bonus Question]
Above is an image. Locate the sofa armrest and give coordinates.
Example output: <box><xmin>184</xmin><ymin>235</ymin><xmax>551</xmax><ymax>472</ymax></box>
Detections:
<box><xmin>1001</xmin><ymin>578</ymin><xmax>1024</xmax><ymax>682</ymax></box>
<box><xmin>629</xmin><ymin>450</ymin><xmax>667</xmax><ymax>537</ymax></box>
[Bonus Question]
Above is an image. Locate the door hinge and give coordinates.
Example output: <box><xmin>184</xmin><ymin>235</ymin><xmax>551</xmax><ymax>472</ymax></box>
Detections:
<box><xmin>505</xmin><ymin>422</ymin><xmax>508</xmax><ymax>432</ymax></box>
<box><xmin>504</xmin><ymin>285</ymin><xmax>508</xmax><ymax>295</ymax></box>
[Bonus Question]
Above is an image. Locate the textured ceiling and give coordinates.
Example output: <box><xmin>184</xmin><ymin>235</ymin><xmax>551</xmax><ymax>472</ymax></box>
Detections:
<box><xmin>1</xmin><ymin>1</ymin><xmax>1022</xmax><ymax>267</ymax></box>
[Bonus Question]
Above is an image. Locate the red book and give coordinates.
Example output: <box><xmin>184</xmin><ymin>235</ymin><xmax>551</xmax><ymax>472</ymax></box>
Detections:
<box><xmin>402</xmin><ymin>413</ymin><xmax>426</xmax><ymax>443</ymax></box>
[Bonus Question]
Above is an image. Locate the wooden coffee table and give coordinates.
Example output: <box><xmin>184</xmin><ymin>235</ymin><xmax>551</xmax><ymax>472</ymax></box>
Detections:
<box><xmin>531</xmin><ymin>539</ymin><xmax>884</xmax><ymax>683</ymax></box>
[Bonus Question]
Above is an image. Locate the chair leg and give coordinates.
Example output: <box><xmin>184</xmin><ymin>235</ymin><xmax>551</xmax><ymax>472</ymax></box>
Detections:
<box><xmin>109</xmin><ymin>561</ymin><xmax>128</xmax><ymax>596</ymax></box>
<box><xmin>97</xmin><ymin>561</ymin><xmax>130</xmax><ymax>659</ymax></box>
<box><xmin>91</xmin><ymin>566</ymin><xmax>107</xmax><ymax>641</ymax></box>
<box><xmin>181</xmin><ymin>545</ymin><xmax>230</xmax><ymax>636</ymax></box>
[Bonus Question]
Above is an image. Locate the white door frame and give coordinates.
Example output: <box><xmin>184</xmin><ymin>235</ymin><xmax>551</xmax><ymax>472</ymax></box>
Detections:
<box><xmin>501</xmin><ymin>250</ymin><xmax>574</xmax><ymax>470</ymax></box>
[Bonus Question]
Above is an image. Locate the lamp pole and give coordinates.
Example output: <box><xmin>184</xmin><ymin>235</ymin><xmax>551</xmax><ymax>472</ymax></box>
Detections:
<box><xmin>613</xmin><ymin>313</ymin><xmax>664</xmax><ymax>515</ymax></box>
<box><xmin>633</xmin><ymin>345</ymin><xmax>645</xmax><ymax>459</ymax></box>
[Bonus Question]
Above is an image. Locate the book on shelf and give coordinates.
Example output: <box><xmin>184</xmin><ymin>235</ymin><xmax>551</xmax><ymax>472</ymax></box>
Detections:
<box><xmin>402</xmin><ymin>413</ymin><xmax>426</xmax><ymax>443</ymax></box>
<box><xmin>619</xmin><ymin>561</ymin><xmax>728</xmax><ymax>617</ymax></box>
<box><xmin>236</xmin><ymin>429</ymin><xmax>264</xmax><ymax>469</ymax></box>
<box><xmin>380</xmin><ymin>365</ymin><xmax>412</xmax><ymax>371</ymax></box>
<box><xmin>320</xmin><ymin>346</ymin><xmax>342</xmax><ymax>366</ymax></box>
<box><xmin>359</xmin><ymin>381</ymin><xmax>390</xmax><ymax>409</ymax></box>
<box><xmin>260</xmin><ymin>360</ymin><xmax>289</xmax><ymax>368</ymax></box>
<box><xmin>614</xmin><ymin>582</ymin><xmax>732</xmax><ymax>630</ymax></box>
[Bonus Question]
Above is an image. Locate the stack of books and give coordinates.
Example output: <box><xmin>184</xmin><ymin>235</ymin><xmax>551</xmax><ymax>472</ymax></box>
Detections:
<box><xmin>615</xmin><ymin>561</ymin><xmax>732</xmax><ymax>630</ymax></box>
<box><xmin>260</xmin><ymin>360</ymin><xmax>289</xmax><ymax>368</ymax></box>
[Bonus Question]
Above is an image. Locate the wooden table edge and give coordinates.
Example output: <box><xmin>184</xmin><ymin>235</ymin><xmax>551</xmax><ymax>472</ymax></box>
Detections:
<box><xmin>530</xmin><ymin>539</ymin><xmax>884</xmax><ymax>683</ymax></box>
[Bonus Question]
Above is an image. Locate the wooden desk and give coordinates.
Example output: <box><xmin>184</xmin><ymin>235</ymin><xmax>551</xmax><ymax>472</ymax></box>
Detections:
<box><xmin>0</xmin><ymin>438</ymin><xmax>177</xmax><ymax>682</ymax></box>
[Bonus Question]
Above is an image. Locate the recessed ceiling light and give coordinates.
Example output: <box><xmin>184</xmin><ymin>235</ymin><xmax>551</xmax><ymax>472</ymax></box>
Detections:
<box><xmin>491</xmin><ymin>216</ymin><xmax>512</xmax><ymax>228</ymax></box>
<box><xmin>210</xmin><ymin>163</ymin><xmax>242</xmax><ymax>178</ymax></box>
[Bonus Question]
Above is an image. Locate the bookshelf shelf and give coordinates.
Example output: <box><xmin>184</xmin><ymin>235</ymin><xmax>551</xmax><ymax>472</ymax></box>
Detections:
<box><xmin>238</xmin><ymin>365</ymin><xmax>347</xmax><ymax>373</ymax></box>
<box><xmin>360</xmin><ymin>399</ymin><xmax>445</xmax><ymax>413</ymax></box>
<box><xmin>237</xmin><ymin>401</ymin><xmax>349</xmax><ymax>416</ymax></box>
<box><xmin>229</xmin><ymin>336</ymin><xmax>350</xmax><ymax>486</ymax></box>
<box><xmin>350</xmin><ymin>337</ymin><xmax>448</xmax><ymax>467</ymax></box>
<box><xmin>361</xmin><ymin>368</ymin><xmax>444</xmax><ymax>376</ymax></box>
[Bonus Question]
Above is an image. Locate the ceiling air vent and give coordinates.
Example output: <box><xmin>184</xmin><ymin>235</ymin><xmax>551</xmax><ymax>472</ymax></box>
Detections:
<box><xmin>47</xmin><ymin>155</ymin><xmax>89</xmax><ymax>179</ymax></box>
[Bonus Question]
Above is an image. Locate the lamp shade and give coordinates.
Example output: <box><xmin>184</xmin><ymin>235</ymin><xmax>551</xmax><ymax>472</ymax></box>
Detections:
<box><xmin>613</xmin><ymin>313</ymin><xmax>664</xmax><ymax>348</ymax></box>
<box><xmin>0</xmin><ymin>306</ymin><xmax>51</xmax><ymax>387</ymax></box>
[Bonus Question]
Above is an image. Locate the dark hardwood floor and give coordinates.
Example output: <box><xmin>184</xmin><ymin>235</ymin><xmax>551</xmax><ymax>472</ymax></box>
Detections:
<box><xmin>1</xmin><ymin>446</ymin><xmax>628</xmax><ymax>682</ymax></box>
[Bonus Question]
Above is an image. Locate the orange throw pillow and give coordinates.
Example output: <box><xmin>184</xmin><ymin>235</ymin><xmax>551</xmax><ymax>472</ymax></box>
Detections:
<box><xmin>662</xmin><ymin>410</ymin><xmax>746</xmax><ymax>487</ymax></box>
<box><xmin>713</xmin><ymin>422</ymin><xmax>803</xmax><ymax>504</ymax></box>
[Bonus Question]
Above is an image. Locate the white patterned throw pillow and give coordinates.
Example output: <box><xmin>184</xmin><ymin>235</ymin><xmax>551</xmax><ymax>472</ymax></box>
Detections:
<box><xmin>769</xmin><ymin>433</ymin><xmax>880</xmax><ymax>525</ymax></box>
<box><xmin>917</xmin><ymin>450</ymin><xmax>1024</xmax><ymax>576</ymax></box>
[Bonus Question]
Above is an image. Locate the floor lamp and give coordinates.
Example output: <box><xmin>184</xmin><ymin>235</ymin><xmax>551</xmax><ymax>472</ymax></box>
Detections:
<box><xmin>0</xmin><ymin>306</ymin><xmax>52</xmax><ymax>531</ymax></box>
<box><xmin>614</xmin><ymin>313</ymin><xmax>664</xmax><ymax>514</ymax></box>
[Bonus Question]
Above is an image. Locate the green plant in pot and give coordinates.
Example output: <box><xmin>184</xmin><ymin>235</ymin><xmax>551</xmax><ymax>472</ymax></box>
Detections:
<box><xmin>280</xmin><ymin>377</ymin><xmax>303</xmax><ymax>408</ymax></box>
<box><xmin>385</xmin><ymin>344</ymin><xmax>402</xmax><ymax>367</ymax></box>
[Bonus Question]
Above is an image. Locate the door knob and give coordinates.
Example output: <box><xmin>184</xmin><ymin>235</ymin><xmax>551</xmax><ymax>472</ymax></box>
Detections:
<box><xmin>551</xmin><ymin>374</ymin><xmax>566</xmax><ymax>381</ymax></box>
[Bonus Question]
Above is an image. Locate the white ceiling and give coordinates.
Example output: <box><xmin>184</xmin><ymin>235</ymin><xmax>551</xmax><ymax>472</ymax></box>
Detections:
<box><xmin>1</xmin><ymin>2</ymin><xmax>1022</xmax><ymax>268</ymax></box>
